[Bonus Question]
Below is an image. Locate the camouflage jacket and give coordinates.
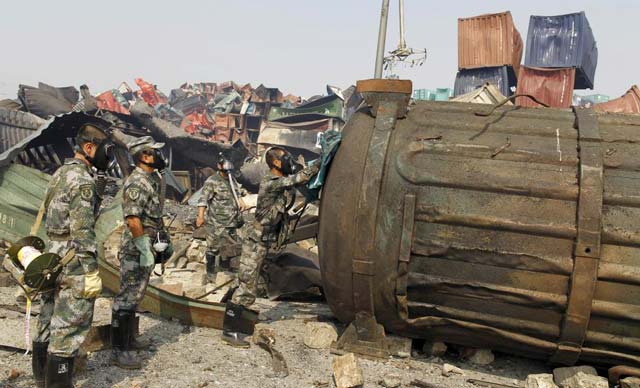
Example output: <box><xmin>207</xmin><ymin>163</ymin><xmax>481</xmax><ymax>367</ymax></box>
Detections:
<box><xmin>120</xmin><ymin>167</ymin><xmax>163</xmax><ymax>253</ymax></box>
<box><xmin>255</xmin><ymin>163</ymin><xmax>319</xmax><ymax>239</ymax></box>
<box><xmin>197</xmin><ymin>172</ymin><xmax>242</xmax><ymax>229</ymax></box>
<box><xmin>45</xmin><ymin>158</ymin><xmax>97</xmax><ymax>275</ymax></box>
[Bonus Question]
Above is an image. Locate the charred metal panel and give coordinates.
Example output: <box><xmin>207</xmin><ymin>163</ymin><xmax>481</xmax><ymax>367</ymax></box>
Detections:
<box><xmin>319</xmin><ymin>85</ymin><xmax>640</xmax><ymax>367</ymax></box>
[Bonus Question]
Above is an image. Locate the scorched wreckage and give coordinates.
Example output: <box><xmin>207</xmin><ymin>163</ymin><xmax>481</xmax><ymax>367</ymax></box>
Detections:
<box><xmin>2</xmin><ymin>3</ymin><xmax>640</xmax><ymax>388</ymax></box>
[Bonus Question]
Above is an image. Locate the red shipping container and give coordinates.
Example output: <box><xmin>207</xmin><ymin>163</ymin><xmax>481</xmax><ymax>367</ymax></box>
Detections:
<box><xmin>458</xmin><ymin>11</ymin><xmax>523</xmax><ymax>75</ymax></box>
<box><xmin>594</xmin><ymin>86</ymin><xmax>640</xmax><ymax>114</ymax></box>
<box><xmin>516</xmin><ymin>66</ymin><xmax>575</xmax><ymax>108</ymax></box>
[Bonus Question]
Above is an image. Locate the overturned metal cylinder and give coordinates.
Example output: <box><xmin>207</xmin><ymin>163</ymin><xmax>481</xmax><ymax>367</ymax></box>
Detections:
<box><xmin>319</xmin><ymin>79</ymin><xmax>640</xmax><ymax>367</ymax></box>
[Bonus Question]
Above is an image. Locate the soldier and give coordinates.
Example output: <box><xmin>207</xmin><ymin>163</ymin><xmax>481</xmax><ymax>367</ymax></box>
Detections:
<box><xmin>111</xmin><ymin>136</ymin><xmax>171</xmax><ymax>369</ymax></box>
<box><xmin>221</xmin><ymin>147</ymin><xmax>319</xmax><ymax>347</ymax></box>
<box><xmin>34</xmin><ymin>123</ymin><xmax>113</xmax><ymax>388</ymax></box>
<box><xmin>196</xmin><ymin>153</ymin><xmax>245</xmax><ymax>281</ymax></box>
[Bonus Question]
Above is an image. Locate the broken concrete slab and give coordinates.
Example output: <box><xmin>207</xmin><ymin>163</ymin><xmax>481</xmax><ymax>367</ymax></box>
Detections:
<box><xmin>553</xmin><ymin>366</ymin><xmax>598</xmax><ymax>386</ymax></box>
<box><xmin>333</xmin><ymin>353</ymin><xmax>364</xmax><ymax>388</ymax></box>
<box><xmin>525</xmin><ymin>374</ymin><xmax>559</xmax><ymax>388</ymax></box>
<box><xmin>304</xmin><ymin>322</ymin><xmax>338</xmax><ymax>349</ymax></box>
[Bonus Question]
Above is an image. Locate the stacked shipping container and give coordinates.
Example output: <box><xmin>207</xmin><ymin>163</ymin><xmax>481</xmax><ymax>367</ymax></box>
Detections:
<box><xmin>455</xmin><ymin>12</ymin><xmax>522</xmax><ymax>97</ymax></box>
<box><xmin>517</xmin><ymin>12</ymin><xmax>598</xmax><ymax>108</ymax></box>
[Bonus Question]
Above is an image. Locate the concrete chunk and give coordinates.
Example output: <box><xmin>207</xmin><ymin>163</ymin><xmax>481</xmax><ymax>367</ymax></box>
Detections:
<box><xmin>525</xmin><ymin>374</ymin><xmax>559</xmax><ymax>388</ymax></box>
<box><xmin>422</xmin><ymin>341</ymin><xmax>447</xmax><ymax>357</ymax></box>
<box><xmin>332</xmin><ymin>353</ymin><xmax>363</xmax><ymax>388</ymax></box>
<box><xmin>560</xmin><ymin>372</ymin><xmax>608</xmax><ymax>388</ymax></box>
<box><xmin>553</xmin><ymin>366</ymin><xmax>598</xmax><ymax>386</ymax></box>
<box><xmin>621</xmin><ymin>377</ymin><xmax>640</xmax><ymax>388</ymax></box>
<box><xmin>303</xmin><ymin>322</ymin><xmax>338</xmax><ymax>349</ymax></box>
<box><xmin>468</xmin><ymin>348</ymin><xmax>495</xmax><ymax>365</ymax></box>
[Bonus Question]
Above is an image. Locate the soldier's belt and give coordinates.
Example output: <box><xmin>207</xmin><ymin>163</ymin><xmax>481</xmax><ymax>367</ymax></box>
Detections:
<box><xmin>47</xmin><ymin>233</ymin><xmax>71</xmax><ymax>241</ymax></box>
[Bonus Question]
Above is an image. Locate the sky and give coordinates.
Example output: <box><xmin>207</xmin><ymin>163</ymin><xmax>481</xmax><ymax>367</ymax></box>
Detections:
<box><xmin>0</xmin><ymin>0</ymin><xmax>637</xmax><ymax>100</ymax></box>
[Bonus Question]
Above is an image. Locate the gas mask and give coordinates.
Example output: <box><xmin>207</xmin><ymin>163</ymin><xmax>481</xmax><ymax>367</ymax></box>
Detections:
<box><xmin>218</xmin><ymin>153</ymin><xmax>234</xmax><ymax>172</ymax></box>
<box><xmin>78</xmin><ymin>137</ymin><xmax>115</xmax><ymax>172</ymax></box>
<box><xmin>279</xmin><ymin>152</ymin><xmax>303</xmax><ymax>176</ymax></box>
<box><xmin>141</xmin><ymin>149</ymin><xmax>167</xmax><ymax>171</ymax></box>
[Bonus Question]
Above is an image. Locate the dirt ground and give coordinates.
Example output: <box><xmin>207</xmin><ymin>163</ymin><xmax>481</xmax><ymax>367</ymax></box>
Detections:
<box><xmin>0</xmin><ymin>284</ymin><xmax>551</xmax><ymax>388</ymax></box>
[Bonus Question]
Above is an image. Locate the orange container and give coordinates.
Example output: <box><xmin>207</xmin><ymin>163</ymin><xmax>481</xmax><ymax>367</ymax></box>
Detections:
<box><xmin>458</xmin><ymin>11</ymin><xmax>523</xmax><ymax>75</ymax></box>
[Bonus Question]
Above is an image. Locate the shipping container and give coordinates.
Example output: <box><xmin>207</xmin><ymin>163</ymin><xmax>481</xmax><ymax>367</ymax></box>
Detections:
<box><xmin>524</xmin><ymin>12</ymin><xmax>598</xmax><ymax>89</ymax></box>
<box><xmin>516</xmin><ymin>66</ymin><xmax>575</xmax><ymax>108</ymax></box>
<box><xmin>454</xmin><ymin>66</ymin><xmax>516</xmax><ymax>97</ymax></box>
<box><xmin>593</xmin><ymin>86</ymin><xmax>640</xmax><ymax>114</ymax></box>
<box><xmin>458</xmin><ymin>11</ymin><xmax>523</xmax><ymax>74</ymax></box>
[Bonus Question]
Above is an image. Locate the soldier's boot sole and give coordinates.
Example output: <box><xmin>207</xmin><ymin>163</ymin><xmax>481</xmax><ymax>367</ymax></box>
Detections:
<box><xmin>110</xmin><ymin>350</ymin><xmax>142</xmax><ymax>370</ymax></box>
<box><xmin>221</xmin><ymin>332</ymin><xmax>250</xmax><ymax>348</ymax></box>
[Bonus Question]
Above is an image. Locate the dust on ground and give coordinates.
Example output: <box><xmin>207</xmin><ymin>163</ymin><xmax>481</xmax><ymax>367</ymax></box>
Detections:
<box><xmin>0</xmin><ymin>284</ymin><xmax>550</xmax><ymax>388</ymax></box>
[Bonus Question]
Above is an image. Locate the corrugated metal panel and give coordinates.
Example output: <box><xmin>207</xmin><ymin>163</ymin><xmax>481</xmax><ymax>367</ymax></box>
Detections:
<box><xmin>0</xmin><ymin>108</ymin><xmax>45</xmax><ymax>154</ymax></box>
<box><xmin>593</xmin><ymin>86</ymin><xmax>640</xmax><ymax>114</ymax></box>
<box><xmin>0</xmin><ymin>164</ymin><xmax>49</xmax><ymax>241</ymax></box>
<box><xmin>258</xmin><ymin>126</ymin><xmax>322</xmax><ymax>153</ymax></box>
<box><xmin>516</xmin><ymin>66</ymin><xmax>575</xmax><ymax>108</ymax></box>
<box><xmin>451</xmin><ymin>83</ymin><xmax>511</xmax><ymax>105</ymax></box>
<box><xmin>458</xmin><ymin>11</ymin><xmax>523</xmax><ymax>75</ymax></box>
<box><xmin>454</xmin><ymin>66</ymin><xmax>516</xmax><ymax>97</ymax></box>
<box><xmin>524</xmin><ymin>12</ymin><xmax>598</xmax><ymax>89</ymax></box>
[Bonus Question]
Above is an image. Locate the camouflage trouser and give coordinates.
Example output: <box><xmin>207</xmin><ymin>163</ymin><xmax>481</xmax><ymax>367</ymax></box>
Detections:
<box><xmin>36</xmin><ymin>241</ymin><xmax>96</xmax><ymax>358</ymax></box>
<box><xmin>205</xmin><ymin>226</ymin><xmax>239</xmax><ymax>258</ymax></box>
<box><xmin>231</xmin><ymin>225</ymin><xmax>268</xmax><ymax>307</ymax></box>
<box><xmin>112</xmin><ymin>251</ymin><xmax>153</xmax><ymax>312</ymax></box>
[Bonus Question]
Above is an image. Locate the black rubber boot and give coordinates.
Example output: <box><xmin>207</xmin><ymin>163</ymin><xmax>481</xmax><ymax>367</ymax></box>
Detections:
<box><xmin>45</xmin><ymin>354</ymin><xmax>73</xmax><ymax>388</ymax></box>
<box><xmin>32</xmin><ymin>341</ymin><xmax>48</xmax><ymax>388</ymax></box>
<box><xmin>221</xmin><ymin>302</ymin><xmax>258</xmax><ymax>348</ymax></box>
<box><xmin>205</xmin><ymin>252</ymin><xmax>217</xmax><ymax>282</ymax></box>
<box><xmin>128</xmin><ymin>312</ymin><xmax>150</xmax><ymax>350</ymax></box>
<box><xmin>110</xmin><ymin>310</ymin><xmax>142</xmax><ymax>369</ymax></box>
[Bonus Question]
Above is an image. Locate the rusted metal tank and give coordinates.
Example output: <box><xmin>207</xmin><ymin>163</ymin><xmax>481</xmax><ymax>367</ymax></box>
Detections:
<box><xmin>319</xmin><ymin>79</ymin><xmax>640</xmax><ymax>367</ymax></box>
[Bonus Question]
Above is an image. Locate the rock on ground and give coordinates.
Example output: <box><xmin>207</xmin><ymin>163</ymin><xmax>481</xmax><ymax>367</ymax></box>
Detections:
<box><xmin>559</xmin><ymin>372</ymin><xmax>608</xmax><ymax>388</ymax></box>
<box><xmin>423</xmin><ymin>341</ymin><xmax>447</xmax><ymax>357</ymax></box>
<box><xmin>553</xmin><ymin>366</ymin><xmax>598</xmax><ymax>386</ymax></box>
<box><xmin>468</xmin><ymin>349</ymin><xmax>495</xmax><ymax>365</ymax></box>
<box><xmin>525</xmin><ymin>374</ymin><xmax>559</xmax><ymax>388</ymax></box>
<box><xmin>303</xmin><ymin>322</ymin><xmax>338</xmax><ymax>349</ymax></box>
<box><xmin>333</xmin><ymin>353</ymin><xmax>364</xmax><ymax>388</ymax></box>
<box><xmin>621</xmin><ymin>377</ymin><xmax>640</xmax><ymax>388</ymax></box>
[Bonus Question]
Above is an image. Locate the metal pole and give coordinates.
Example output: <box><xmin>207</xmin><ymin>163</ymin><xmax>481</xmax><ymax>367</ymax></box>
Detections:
<box><xmin>374</xmin><ymin>0</ymin><xmax>390</xmax><ymax>78</ymax></box>
<box><xmin>398</xmin><ymin>0</ymin><xmax>406</xmax><ymax>49</ymax></box>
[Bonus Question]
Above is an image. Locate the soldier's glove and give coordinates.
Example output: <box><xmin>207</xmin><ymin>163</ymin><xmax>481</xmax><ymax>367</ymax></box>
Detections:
<box><xmin>134</xmin><ymin>235</ymin><xmax>155</xmax><ymax>268</ymax></box>
<box><xmin>82</xmin><ymin>270</ymin><xmax>102</xmax><ymax>299</ymax></box>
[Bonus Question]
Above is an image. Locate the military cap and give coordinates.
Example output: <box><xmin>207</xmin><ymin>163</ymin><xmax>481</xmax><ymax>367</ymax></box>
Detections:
<box><xmin>127</xmin><ymin>136</ymin><xmax>165</xmax><ymax>155</ymax></box>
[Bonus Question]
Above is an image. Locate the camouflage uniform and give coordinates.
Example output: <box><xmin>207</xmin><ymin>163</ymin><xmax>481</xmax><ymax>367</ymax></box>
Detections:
<box><xmin>113</xmin><ymin>167</ymin><xmax>162</xmax><ymax>312</ymax></box>
<box><xmin>36</xmin><ymin>158</ymin><xmax>97</xmax><ymax>358</ymax></box>
<box><xmin>231</xmin><ymin>164</ymin><xmax>319</xmax><ymax>307</ymax></box>
<box><xmin>198</xmin><ymin>172</ymin><xmax>243</xmax><ymax>264</ymax></box>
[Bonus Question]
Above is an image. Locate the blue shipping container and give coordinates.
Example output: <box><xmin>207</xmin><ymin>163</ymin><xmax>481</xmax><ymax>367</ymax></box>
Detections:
<box><xmin>524</xmin><ymin>12</ymin><xmax>598</xmax><ymax>89</ymax></box>
<box><xmin>454</xmin><ymin>66</ymin><xmax>516</xmax><ymax>97</ymax></box>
